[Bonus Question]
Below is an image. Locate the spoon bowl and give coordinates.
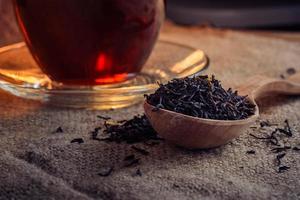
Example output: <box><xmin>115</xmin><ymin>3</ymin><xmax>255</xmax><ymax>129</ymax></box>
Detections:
<box><xmin>144</xmin><ymin>100</ymin><xmax>259</xmax><ymax>149</ymax></box>
<box><xmin>144</xmin><ymin>73</ymin><xmax>300</xmax><ymax>149</ymax></box>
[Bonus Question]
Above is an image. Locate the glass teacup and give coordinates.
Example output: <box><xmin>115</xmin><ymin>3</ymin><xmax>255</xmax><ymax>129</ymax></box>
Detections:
<box><xmin>0</xmin><ymin>0</ymin><xmax>208</xmax><ymax>109</ymax></box>
<box><xmin>14</xmin><ymin>0</ymin><xmax>165</xmax><ymax>85</ymax></box>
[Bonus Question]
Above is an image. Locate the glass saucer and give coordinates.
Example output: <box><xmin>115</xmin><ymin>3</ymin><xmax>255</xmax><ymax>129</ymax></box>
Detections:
<box><xmin>0</xmin><ymin>40</ymin><xmax>208</xmax><ymax>109</ymax></box>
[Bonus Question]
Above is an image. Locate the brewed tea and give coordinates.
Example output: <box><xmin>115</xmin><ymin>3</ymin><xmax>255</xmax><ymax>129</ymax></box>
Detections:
<box><xmin>14</xmin><ymin>0</ymin><xmax>163</xmax><ymax>84</ymax></box>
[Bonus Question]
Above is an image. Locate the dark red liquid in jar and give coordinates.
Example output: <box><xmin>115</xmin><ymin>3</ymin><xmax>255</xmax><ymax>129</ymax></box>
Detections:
<box><xmin>14</xmin><ymin>0</ymin><xmax>163</xmax><ymax>85</ymax></box>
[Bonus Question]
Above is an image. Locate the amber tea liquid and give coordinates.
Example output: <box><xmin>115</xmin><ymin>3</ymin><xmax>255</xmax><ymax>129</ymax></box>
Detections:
<box><xmin>14</xmin><ymin>0</ymin><xmax>162</xmax><ymax>85</ymax></box>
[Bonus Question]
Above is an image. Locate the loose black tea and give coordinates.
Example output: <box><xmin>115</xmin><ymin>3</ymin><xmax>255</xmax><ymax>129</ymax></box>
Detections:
<box><xmin>276</xmin><ymin>128</ymin><xmax>292</xmax><ymax>137</ymax></box>
<box><xmin>250</xmin><ymin>119</ymin><xmax>297</xmax><ymax>173</ymax></box>
<box><xmin>53</xmin><ymin>126</ymin><xmax>63</xmax><ymax>133</ymax></box>
<box><xmin>250</xmin><ymin>128</ymin><xmax>284</xmax><ymax>146</ymax></box>
<box><xmin>283</xmin><ymin>119</ymin><xmax>292</xmax><ymax>137</ymax></box>
<box><xmin>276</xmin><ymin>153</ymin><xmax>286</xmax><ymax>166</ymax></box>
<box><xmin>135</xmin><ymin>169</ymin><xmax>143</xmax><ymax>176</ymax></box>
<box><xmin>271</xmin><ymin>146</ymin><xmax>291</xmax><ymax>153</ymax></box>
<box><xmin>98</xmin><ymin>166</ymin><xmax>114</xmax><ymax>177</ymax></box>
<box><xmin>280</xmin><ymin>74</ymin><xmax>285</xmax><ymax>79</ymax></box>
<box><xmin>286</xmin><ymin>67</ymin><xmax>296</xmax><ymax>75</ymax></box>
<box><xmin>89</xmin><ymin>115</ymin><xmax>160</xmax><ymax>174</ymax></box>
<box><xmin>280</xmin><ymin>67</ymin><xmax>297</xmax><ymax>79</ymax></box>
<box><xmin>90</xmin><ymin>127</ymin><xmax>102</xmax><ymax>141</ymax></box>
<box><xmin>278</xmin><ymin>166</ymin><xmax>290</xmax><ymax>173</ymax></box>
<box><xmin>246</xmin><ymin>150</ymin><xmax>256</xmax><ymax>154</ymax></box>
<box><xmin>260</xmin><ymin>120</ymin><xmax>272</xmax><ymax>128</ymax></box>
<box><xmin>102</xmin><ymin>115</ymin><xmax>160</xmax><ymax>144</ymax></box>
<box><xmin>251</xmin><ymin>120</ymin><xmax>293</xmax><ymax>146</ymax></box>
<box><xmin>293</xmin><ymin>147</ymin><xmax>300</xmax><ymax>151</ymax></box>
<box><xmin>146</xmin><ymin>75</ymin><xmax>256</xmax><ymax>120</ymax></box>
<box><xmin>70</xmin><ymin>138</ymin><xmax>84</xmax><ymax>144</ymax></box>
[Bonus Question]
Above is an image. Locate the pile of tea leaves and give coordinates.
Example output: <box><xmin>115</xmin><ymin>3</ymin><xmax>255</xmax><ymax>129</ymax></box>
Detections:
<box><xmin>92</xmin><ymin>114</ymin><xmax>160</xmax><ymax>144</ymax></box>
<box><xmin>89</xmin><ymin>115</ymin><xmax>161</xmax><ymax>177</ymax></box>
<box><xmin>146</xmin><ymin>75</ymin><xmax>256</xmax><ymax>120</ymax></box>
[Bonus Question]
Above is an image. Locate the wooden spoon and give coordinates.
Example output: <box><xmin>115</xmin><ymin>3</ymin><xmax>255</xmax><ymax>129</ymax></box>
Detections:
<box><xmin>144</xmin><ymin>73</ymin><xmax>300</xmax><ymax>149</ymax></box>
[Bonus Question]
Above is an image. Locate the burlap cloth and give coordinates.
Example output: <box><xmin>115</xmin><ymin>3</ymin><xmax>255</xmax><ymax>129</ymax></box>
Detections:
<box><xmin>0</xmin><ymin>18</ymin><xmax>300</xmax><ymax>199</ymax></box>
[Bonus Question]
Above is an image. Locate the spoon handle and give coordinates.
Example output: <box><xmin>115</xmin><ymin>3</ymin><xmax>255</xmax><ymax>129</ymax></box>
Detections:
<box><xmin>238</xmin><ymin>72</ymin><xmax>300</xmax><ymax>100</ymax></box>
